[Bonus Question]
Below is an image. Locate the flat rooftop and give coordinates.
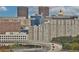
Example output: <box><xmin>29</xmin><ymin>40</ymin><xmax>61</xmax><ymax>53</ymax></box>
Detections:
<box><xmin>45</xmin><ymin>16</ymin><xmax>79</xmax><ymax>19</ymax></box>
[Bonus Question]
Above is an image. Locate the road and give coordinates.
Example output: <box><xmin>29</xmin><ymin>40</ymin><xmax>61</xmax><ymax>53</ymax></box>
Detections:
<box><xmin>11</xmin><ymin>43</ymin><xmax>62</xmax><ymax>52</ymax></box>
<box><xmin>11</xmin><ymin>48</ymin><xmax>47</xmax><ymax>52</ymax></box>
<box><xmin>0</xmin><ymin>41</ymin><xmax>62</xmax><ymax>52</ymax></box>
<box><xmin>48</xmin><ymin>43</ymin><xmax>62</xmax><ymax>52</ymax></box>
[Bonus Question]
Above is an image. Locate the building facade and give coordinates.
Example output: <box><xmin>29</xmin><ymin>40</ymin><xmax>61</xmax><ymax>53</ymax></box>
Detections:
<box><xmin>0</xmin><ymin>32</ymin><xmax>28</xmax><ymax>43</ymax></box>
<box><xmin>39</xmin><ymin>7</ymin><xmax>49</xmax><ymax>17</ymax></box>
<box><xmin>45</xmin><ymin>16</ymin><xmax>79</xmax><ymax>40</ymax></box>
<box><xmin>29</xmin><ymin>15</ymin><xmax>79</xmax><ymax>42</ymax></box>
<box><xmin>29</xmin><ymin>21</ymin><xmax>51</xmax><ymax>42</ymax></box>
<box><xmin>0</xmin><ymin>17</ymin><xmax>29</xmax><ymax>44</ymax></box>
<box><xmin>17</xmin><ymin>6</ymin><xmax>28</xmax><ymax>19</ymax></box>
<box><xmin>0</xmin><ymin>17</ymin><xmax>21</xmax><ymax>34</ymax></box>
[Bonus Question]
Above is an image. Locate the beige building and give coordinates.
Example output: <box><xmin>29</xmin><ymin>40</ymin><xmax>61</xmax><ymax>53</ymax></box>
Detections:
<box><xmin>19</xmin><ymin>17</ymin><xmax>30</xmax><ymax>27</ymax></box>
<box><xmin>29</xmin><ymin>20</ymin><xmax>51</xmax><ymax>42</ymax></box>
<box><xmin>29</xmin><ymin>15</ymin><xmax>79</xmax><ymax>42</ymax></box>
<box><xmin>45</xmin><ymin>16</ymin><xmax>79</xmax><ymax>41</ymax></box>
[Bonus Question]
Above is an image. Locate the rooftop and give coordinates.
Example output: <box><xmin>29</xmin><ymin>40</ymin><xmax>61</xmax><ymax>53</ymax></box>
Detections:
<box><xmin>45</xmin><ymin>16</ymin><xmax>79</xmax><ymax>19</ymax></box>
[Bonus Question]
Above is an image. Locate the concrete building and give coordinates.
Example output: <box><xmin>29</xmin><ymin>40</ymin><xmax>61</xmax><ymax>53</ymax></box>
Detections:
<box><xmin>45</xmin><ymin>16</ymin><xmax>79</xmax><ymax>41</ymax></box>
<box><xmin>38</xmin><ymin>25</ymin><xmax>43</xmax><ymax>42</ymax></box>
<box><xmin>43</xmin><ymin>20</ymin><xmax>51</xmax><ymax>42</ymax></box>
<box><xmin>29</xmin><ymin>25</ymin><xmax>39</xmax><ymax>41</ymax></box>
<box><xmin>29</xmin><ymin>21</ymin><xmax>51</xmax><ymax>42</ymax></box>
<box><xmin>33</xmin><ymin>25</ymin><xmax>38</xmax><ymax>41</ymax></box>
<box><xmin>29</xmin><ymin>15</ymin><xmax>79</xmax><ymax>43</ymax></box>
<box><xmin>28</xmin><ymin>26</ymin><xmax>34</xmax><ymax>40</ymax></box>
<box><xmin>29</xmin><ymin>15</ymin><xmax>44</xmax><ymax>42</ymax></box>
<box><xmin>0</xmin><ymin>32</ymin><xmax>28</xmax><ymax>43</ymax></box>
<box><xmin>17</xmin><ymin>6</ymin><xmax>28</xmax><ymax>19</ymax></box>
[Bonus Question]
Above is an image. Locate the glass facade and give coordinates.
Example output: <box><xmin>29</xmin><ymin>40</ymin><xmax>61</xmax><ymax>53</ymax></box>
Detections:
<box><xmin>31</xmin><ymin>15</ymin><xmax>44</xmax><ymax>26</ymax></box>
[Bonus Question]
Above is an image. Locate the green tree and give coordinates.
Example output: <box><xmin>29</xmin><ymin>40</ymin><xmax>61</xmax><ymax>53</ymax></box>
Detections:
<box><xmin>63</xmin><ymin>43</ymin><xmax>71</xmax><ymax>50</ymax></box>
<box><xmin>71</xmin><ymin>42</ymin><xmax>79</xmax><ymax>50</ymax></box>
<box><xmin>72</xmin><ymin>37</ymin><xmax>79</xmax><ymax>43</ymax></box>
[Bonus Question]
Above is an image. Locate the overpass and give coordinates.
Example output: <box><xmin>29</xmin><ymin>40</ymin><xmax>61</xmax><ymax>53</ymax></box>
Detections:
<box><xmin>0</xmin><ymin>40</ymin><xmax>62</xmax><ymax>52</ymax></box>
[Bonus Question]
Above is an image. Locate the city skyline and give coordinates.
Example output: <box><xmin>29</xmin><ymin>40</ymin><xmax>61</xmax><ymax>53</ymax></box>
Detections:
<box><xmin>0</xmin><ymin>6</ymin><xmax>78</xmax><ymax>52</ymax></box>
<box><xmin>0</xmin><ymin>6</ymin><xmax>79</xmax><ymax>17</ymax></box>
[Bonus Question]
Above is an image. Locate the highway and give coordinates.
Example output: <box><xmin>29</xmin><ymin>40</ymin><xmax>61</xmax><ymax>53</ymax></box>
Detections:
<box><xmin>0</xmin><ymin>40</ymin><xmax>62</xmax><ymax>52</ymax></box>
<box><xmin>48</xmin><ymin>43</ymin><xmax>62</xmax><ymax>52</ymax></box>
<box><xmin>0</xmin><ymin>42</ymin><xmax>62</xmax><ymax>52</ymax></box>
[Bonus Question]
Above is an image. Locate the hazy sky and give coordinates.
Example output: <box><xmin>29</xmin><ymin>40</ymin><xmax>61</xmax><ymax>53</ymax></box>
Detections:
<box><xmin>0</xmin><ymin>6</ymin><xmax>79</xmax><ymax>17</ymax></box>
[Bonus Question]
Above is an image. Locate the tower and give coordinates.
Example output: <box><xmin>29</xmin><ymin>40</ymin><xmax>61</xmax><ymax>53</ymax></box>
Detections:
<box><xmin>39</xmin><ymin>6</ymin><xmax>49</xmax><ymax>17</ymax></box>
<box><xmin>17</xmin><ymin>6</ymin><xmax>28</xmax><ymax>19</ymax></box>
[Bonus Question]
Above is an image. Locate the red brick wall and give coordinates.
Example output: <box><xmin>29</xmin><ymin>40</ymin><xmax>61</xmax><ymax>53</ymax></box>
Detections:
<box><xmin>0</xmin><ymin>21</ymin><xmax>21</xmax><ymax>32</ymax></box>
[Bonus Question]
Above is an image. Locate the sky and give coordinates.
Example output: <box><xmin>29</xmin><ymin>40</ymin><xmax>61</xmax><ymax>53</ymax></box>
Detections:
<box><xmin>0</xmin><ymin>6</ymin><xmax>79</xmax><ymax>17</ymax></box>
<box><xmin>0</xmin><ymin>6</ymin><xmax>17</xmax><ymax>17</ymax></box>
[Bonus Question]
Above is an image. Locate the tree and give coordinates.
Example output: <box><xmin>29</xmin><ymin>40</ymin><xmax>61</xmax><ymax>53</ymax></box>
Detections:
<box><xmin>71</xmin><ymin>42</ymin><xmax>79</xmax><ymax>50</ymax></box>
<box><xmin>72</xmin><ymin>37</ymin><xmax>79</xmax><ymax>43</ymax></box>
<box><xmin>63</xmin><ymin>43</ymin><xmax>71</xmax><ymax>50</ymax></box>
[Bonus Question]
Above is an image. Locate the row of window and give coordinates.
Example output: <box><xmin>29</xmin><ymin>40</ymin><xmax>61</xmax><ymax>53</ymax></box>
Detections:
<box><xmin>0</xmin><ymin>36</ymin><xmax>27</xmax><ymax>37</ymax></box>
<box><xmin>0</xmin><ymin>40</ymin><xmax>27</xmax><ymax>42</ymax></box>
<box><xmin>51</xmin><ymin>23</ymin><xmax>79</xmax><ymax>25</ymax></box>
<box><xmin>0</xmin><ymin>39</ymin><xmax>27</xmax><ymax>41</ymax></box>
<box><xmin>0</xmin><ymin>37</ymin><xmax>27</xmax><ymax>39</ymax></box>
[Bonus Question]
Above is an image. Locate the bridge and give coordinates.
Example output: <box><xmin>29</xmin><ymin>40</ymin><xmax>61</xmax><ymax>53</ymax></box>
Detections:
<box><xmin>0</xmin><ymin>40</ymin><xmax>62</xmax><ymax>52</ymax></box>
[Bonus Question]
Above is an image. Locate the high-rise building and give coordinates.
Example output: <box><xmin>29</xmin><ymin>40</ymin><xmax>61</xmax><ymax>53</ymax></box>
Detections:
<box><xmin>39</xmin><ymin>7</ymin><xmax>49</xmax><ymax>17</ymax></box>
<box><xmin>17</xmin><ymin>6</ymin><xmax>28</xmax><ymax>19</ymax></box>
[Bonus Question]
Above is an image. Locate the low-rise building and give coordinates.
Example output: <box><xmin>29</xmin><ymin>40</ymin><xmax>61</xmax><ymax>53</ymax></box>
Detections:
<box><xmin>0</xmin><ymin>32</ymin><xmax>28</xmax><ymax>43</ymax></box>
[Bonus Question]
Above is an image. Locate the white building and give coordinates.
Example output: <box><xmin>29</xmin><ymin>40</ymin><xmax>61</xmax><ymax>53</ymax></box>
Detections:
<box><xmin>0</xmin><ymin>32</ymin><xmax>28</xmax><ymax>43</ymax></box>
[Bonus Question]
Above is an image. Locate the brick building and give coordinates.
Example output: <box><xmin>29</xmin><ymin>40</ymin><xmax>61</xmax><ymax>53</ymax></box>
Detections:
<box><xmin>39</xmin><ymin>7</ymin><xmax>49</xmax><ymax>17</ymax></box>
